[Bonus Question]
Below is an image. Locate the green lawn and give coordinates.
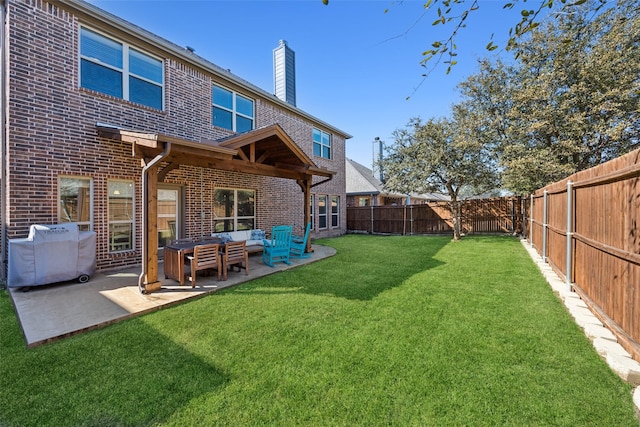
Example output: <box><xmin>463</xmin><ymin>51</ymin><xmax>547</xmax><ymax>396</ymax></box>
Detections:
<box><xmin>0</xmin><ymin>235</ymin><xmax>637</xmax><ymax>426</ymax></box>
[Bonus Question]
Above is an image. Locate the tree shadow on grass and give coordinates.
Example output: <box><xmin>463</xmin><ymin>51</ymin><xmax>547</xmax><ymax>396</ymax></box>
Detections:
<box><xmin>0</xmin><ymin>302</ymin><xmax>228</xmax><ymax>427</ymax></box>
<box><xmin>233</xmin><ymin>235</ymin><xmax>450</xmax><ymax>301</ymax></box>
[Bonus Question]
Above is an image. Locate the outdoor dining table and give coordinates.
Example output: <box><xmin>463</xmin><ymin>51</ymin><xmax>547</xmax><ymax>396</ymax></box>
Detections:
<box><xmin>164</xmin><ymin>238</ymin><xmax>224</xmax><ymax>286</ymax></box>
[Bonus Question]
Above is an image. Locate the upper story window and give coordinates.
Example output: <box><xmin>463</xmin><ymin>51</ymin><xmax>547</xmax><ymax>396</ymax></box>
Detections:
<box><xmin>212</xmin><ymin>84</ymin><xmax>254</xmax><ymax>133</ymax></box>
<box><xmin>313</xmin><ymin>128</ymin><xmax>332</xmax><ymax>159</ymax></box>
<box><xmin>80</xmin><ymin>27</ymin><xmax>164</xmax><ymax>110</ymax></box>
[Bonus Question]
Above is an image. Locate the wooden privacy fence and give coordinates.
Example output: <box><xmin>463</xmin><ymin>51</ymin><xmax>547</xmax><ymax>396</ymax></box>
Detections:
<box><xmin>347</xmin><ymin>197</ymin><xmax>525</xmax><ymax>235</ymax></box>
<box><xmin>527</xmin><ymin>148</ymin><xmax>640</xmax><ymax>361</ymax></box>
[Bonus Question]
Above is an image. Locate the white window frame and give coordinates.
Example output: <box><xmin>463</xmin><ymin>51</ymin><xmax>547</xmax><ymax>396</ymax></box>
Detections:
<box><xmin>331</xmin><ymin>195</ymin><xmax>340</xmax><ymax>228</ymax></box>
<box><xmin>357</xmin><ymin>196</ymin><xmax>370</xmax><ymax>207</ymax></box>
<box><xmin>213</xmin><ymin>187</ymin><xmax>256</xmax><ymax>232</ymax></box>
<box><xmin>309</xmin><ymin>194</ymin><xmax>315</xmax><ymax>231</ymax></box>
<box><xmin>58</xmin><ymin>176</ymin><xmax>93</xmax><ymax>231</ymax></box>
<box><xmin>212</xmin><ymin>84</ymin><xmax>255</xmax><ymax>133</ymax></box>
<box><xmin>313</xmin><ymin>128</ymin><xmax>332</xmax><ymax>159</ymax></box>
<box><xmin>108</xmin><ymin>180</ymin><xmax>135</xmax><ymax>252</ymax></box>
<box><xmin>79</xmin><ymin>26</ymin><xmax>164</xmax><ymax>110</ymax></box>
<box><xmin>318</xmin><ymin>194</ymin><xmax>328</xmax><ymax>230</ymax></box>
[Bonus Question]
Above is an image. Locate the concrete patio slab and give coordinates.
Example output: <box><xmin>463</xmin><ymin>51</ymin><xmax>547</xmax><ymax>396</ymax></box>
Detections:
<box><xmin>9</xmin><ymin>244</ymin><xmax>335</xmax><ymax>347</ymax></box>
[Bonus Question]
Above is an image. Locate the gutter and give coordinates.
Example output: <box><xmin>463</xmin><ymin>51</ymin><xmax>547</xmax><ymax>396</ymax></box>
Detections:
<box><xmin>137</xmin><ymin>142</ymin><xmax>171</xmax><ymax>293</ymax></box>
<box><xmin>1</xmin><ymin>2</ymin><xmax>6</xmax><ymax>285</ymax></box>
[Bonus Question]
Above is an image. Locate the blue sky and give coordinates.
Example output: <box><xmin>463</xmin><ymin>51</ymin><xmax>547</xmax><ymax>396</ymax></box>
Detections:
<box><xmin>88</xmin><ymin>0</ymin><xmax>524</xmax><ymax>169</ymax></box>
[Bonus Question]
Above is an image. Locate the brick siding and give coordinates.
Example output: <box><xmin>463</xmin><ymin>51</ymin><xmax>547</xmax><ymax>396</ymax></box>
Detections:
<box><xmin>5</xmin><ymin>0</ymin><xmax>347</xmax><ymax>272</ymax></box>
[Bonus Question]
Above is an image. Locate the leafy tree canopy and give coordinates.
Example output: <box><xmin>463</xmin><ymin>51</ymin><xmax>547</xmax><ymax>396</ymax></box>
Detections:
<box><xmin>322</xmin><ymin>0</ymin><xmax>609</xmax><ymax>77</ymax></box>
<box><xmin>379</xmin><ymin>112</ymin><xmax>500</xmax><ymax>240</ymax></box>
<box><xmin>457</xmin><ymin>0</ymin><xmax>640</xmax><ymax>193</ymax></box>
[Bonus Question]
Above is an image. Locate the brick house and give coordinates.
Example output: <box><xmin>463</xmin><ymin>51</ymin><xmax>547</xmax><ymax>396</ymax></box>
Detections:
<box><xmin>1</xmin><ymin>0</ymin><xmax>350</xmax><ymax>290</ymax></box>
<box><xmin>346</xmin><ymin>159</ymin><xmax>448</xmax><ymax>207</ymax></box>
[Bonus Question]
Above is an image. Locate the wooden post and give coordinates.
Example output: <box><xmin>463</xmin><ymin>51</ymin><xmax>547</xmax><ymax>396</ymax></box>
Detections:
<box><xmin>542</xmin><ymin>190</ymin><xmax>548</xmax><ymax>261</ymax></box>
<box><xmin>302</xmin><ymin>178</ymin><xmax>313</xmax><ymax>254</ymax></box>
<box><xmin>303</xmin><ymin>177</ymin><xmax>313</xmax><ymax>252</ymax></box>
<box><xmin>565</xmin><ymin>180</ymin><xmax>573</xmax><ymax>291</ymax></box>
<box><xmin>144</xmin><ymin>165</ymin><xmax>161</xmax><ymax>293</ymax></box>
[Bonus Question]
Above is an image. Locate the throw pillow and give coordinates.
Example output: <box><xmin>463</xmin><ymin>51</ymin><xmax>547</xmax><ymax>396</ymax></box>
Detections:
<box><xmin>218</xmin><ymin>232</ymin><xmax>232</xmax><ymax>243</ymax></box>
<box><xmin>250</xmin><ymin>229</ymin><xmax>265</xmax><ymax>240</ymax></box>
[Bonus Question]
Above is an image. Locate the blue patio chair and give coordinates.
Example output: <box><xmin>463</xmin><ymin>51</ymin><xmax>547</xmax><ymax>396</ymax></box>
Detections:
<box><xmin>262</xmin><ymin>225</ymin><xmax>292</xmax><ymax>267</ymax></box>
<box><xmin>290</xmin><ymin>222</ymin><xmax>311</xmax><ymax>258</ymax></box>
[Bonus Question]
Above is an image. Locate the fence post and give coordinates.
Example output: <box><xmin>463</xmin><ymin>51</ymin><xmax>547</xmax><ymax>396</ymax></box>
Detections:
<box><xmin>565</xmin><ymin>181</ymin><xmax>573</xmax><ymax>292</ymax></box>
<box><xmin>410</xmin><ymin>204</ymin><xmax>414</xmax><ymax>235</ymax></box>
<box><xmin>403</xmin><ymin>204</ymin><xmax>407</xmax><ymax>236</ymax></box>
<box><xmin>511</xmin><ymin>198</ymin><xmax>515</xmax><ymax>234</ymax></box>
<box><xmin>370</xmin><ymin>203</ymin><xmax>374</xmax><ymax>234</ymax></box>
<box><xmin>542</xmin><ymin>190</ymin><xmax>548</xmax><ymax>261</ymax></box>
<box><xmin>530</xmin><ymin>194</ymin><xmax>534</xmax><ymax>247</ymax></box>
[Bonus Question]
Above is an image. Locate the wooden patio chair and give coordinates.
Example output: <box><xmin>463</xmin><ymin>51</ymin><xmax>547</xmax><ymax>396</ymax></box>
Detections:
<box><xmin>222</xmin><ymin>240</ymin><xmax>249</xmax><ymax>280</ymax></box>
<box><xmin>185</xmin><ymin>243</ymin><xmax>221</xmax><ymax>287</ymax></box>
<box><xmin>290</xmin><ymin>222</ymin><xmax>311</xmax><ymax>258</ymax></box>
<box><xmin>262</xmin><ymin>225</ymin><xmax>292</xmax><ymax>267</ymax></box>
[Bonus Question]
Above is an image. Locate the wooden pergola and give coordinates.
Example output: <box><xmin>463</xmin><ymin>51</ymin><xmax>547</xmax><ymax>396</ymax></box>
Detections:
<box><xmin>97</xmin><ymin>124</ymin><xmax>335</xmax><ymax>293</ymax></box>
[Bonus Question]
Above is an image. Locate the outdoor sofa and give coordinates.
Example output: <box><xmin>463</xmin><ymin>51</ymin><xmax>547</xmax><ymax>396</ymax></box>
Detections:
<box><xmin>211</xmin><ymin>229</ymin><xmax>265</xmax><ymax>254</ymax></box>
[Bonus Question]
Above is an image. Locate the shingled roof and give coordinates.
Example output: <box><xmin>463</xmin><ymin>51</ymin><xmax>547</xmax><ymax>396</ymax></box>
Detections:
<box><xmin>345</xmin><ymin>158</ymin><xmax>450</xmax><ymax>202</ymax></box>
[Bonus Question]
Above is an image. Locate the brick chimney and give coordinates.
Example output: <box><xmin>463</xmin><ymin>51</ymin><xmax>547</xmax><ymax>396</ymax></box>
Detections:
<box><xmin>273</xmin><ymin>40</ymin><xmax>296</xmax><ymax>107</ymax></box>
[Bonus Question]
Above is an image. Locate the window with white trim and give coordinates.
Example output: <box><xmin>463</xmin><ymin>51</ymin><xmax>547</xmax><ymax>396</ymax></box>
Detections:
<box><xmin>313</xmin><ymin>128</ymin><xmax>332</xmax><ymax>159</ymax></box>
<box><xmin>318</xmin><ymin>195</ymin><xmax>328</xmax><ymax>229</ymax></box>
<box><xmin>309</xmin><ymin>194</ymin><xmax>314</xmax><ymax>231</ymax></box>
<box><xmin>80</xmin><ymin>27</ymin><xmax>164</xmax><ymax>110</ymax></box>
<box><xmin>213</xmin><ymin>188</ymin><xmax>255</xmax><ymax>232</ymax></box>
<box><xmin>59</xmin><ymin>176</ymin><xmax>93</xmax><ymax>231</ymax></box>
<box><xmin>331</xmin><ymin>195</ymin><xmax>339</xmax><ymax>228</ymax></box>
<box><xmin>357</xmin><ymin>196</ymin><xmax>370</xmax><ymax>207</ymax></box>
<box><xmin>108</xmin><ymin>180</ymin><xmax>134</xmax><ymax>252</ymax></box>
<box><xmin>212</xmin><ymin>84</ymin><xmax>254</xmax><ymax>133</ymax></box>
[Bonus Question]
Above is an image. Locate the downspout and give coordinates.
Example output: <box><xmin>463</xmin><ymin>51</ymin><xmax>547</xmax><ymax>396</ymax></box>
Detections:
<box><xmin>0</xmin><ymin>2</ymin><xmax>6</xmax><ymax>285</ymax></box>
<box><xmin>137</xmin><ymin>143</ymin><xmax>171</xmax><ymax>293</ymax></box>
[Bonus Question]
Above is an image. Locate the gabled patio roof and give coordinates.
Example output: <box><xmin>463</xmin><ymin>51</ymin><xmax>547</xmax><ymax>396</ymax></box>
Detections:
<box><xmin>97</xmin><ymin>123</ymin><xmax>335</xmax><ymax>181</ymax></box>
<box><xmin>96</xmin><ymin>123</ymin><xmax>330</xmax><ymax>293</ymax></box>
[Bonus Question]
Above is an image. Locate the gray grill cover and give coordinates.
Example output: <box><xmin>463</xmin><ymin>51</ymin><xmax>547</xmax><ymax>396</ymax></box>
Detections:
<box><xmin>8</xmin><ymin>223</ymin><xmax>96</xmax><ymax>287</ymax></box>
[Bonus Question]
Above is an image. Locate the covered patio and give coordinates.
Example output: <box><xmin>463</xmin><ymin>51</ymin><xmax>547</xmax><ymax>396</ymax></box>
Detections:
<box><xmin>9</xmin><ymin>244</ymin><xmax>336</xmax><ymax>347</ymax></box>
<box><xmin>97</xmin><ymin>123</ymin><xmax>335</xmax><ymax>293</ymax></box>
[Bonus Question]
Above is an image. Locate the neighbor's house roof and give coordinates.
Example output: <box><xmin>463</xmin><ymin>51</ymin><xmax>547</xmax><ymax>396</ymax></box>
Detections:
<box><xmin>345</xmin><ymin>158</ymin><xmax>450</xmax><ymax>202</ymax></box>
<box><xmin>346</xmin><ymin>158</ymin><xmax>383</xmax><ymax>195</ymax></box>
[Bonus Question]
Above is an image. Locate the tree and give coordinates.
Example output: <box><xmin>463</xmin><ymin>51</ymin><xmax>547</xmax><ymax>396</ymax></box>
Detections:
<box><xmin>323</xmin><ymin>0</ymin><xmax>609</xmax><ymax>77</ymax></box>
<box><xmin>457</xmin><ymin>0</ymin><xmax>640</xmax><ymax>193</ymax></box>
<box><xmin>379</xmin><ymin>113</ymin><xmax>499</xmax><ymax>240</ymax></box>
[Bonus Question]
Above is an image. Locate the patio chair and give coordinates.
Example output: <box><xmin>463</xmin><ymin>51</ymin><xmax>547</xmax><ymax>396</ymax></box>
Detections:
<box><xmin>222</xmin><ymin>240</ymin><xmax>249</xmax><ymax>280</ymax></box>
<box><xmin>185</xmin><ymin>243</ymin><xmax>222</xmax><ymax>287</ymax></box>
<box><xmin>262</xmin><ymin>225</ymin><xmax>292</xmax><ymax>267</ymax></box>
<box><xmin>290</xmin><ymin>222</ymin><xmax>311</xmax><ymax>258</ymax></box>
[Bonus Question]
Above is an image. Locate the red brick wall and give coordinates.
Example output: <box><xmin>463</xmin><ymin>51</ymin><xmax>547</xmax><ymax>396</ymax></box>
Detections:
<box><xmin>6</xmin><ymin>0</ymin><xmax>347</xmax><ymax>271</ymax></box>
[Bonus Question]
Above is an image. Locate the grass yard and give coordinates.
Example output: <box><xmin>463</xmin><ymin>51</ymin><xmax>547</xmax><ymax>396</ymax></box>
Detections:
<box><xmin>0</xmin><ymin>235</ymin><xmax>638</xmax><ymax>426</ymax></box>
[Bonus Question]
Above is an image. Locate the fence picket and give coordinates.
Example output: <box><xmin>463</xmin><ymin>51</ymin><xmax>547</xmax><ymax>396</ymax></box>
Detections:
<box><xmin>527</xmin><ymin>148</ymin><xmax>640</xmax><ymax>361</ymax></box>
<box><xmin>347</xmin><ymin>197</ymin><xmax>524</xmax><ymax>235</ymax></box>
